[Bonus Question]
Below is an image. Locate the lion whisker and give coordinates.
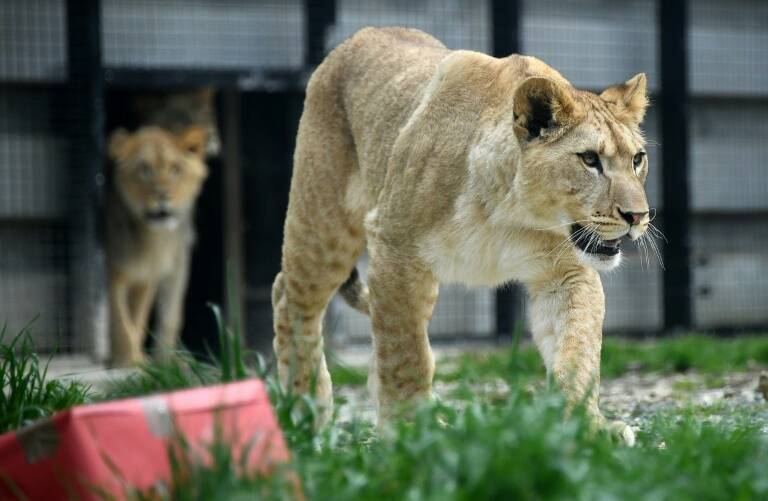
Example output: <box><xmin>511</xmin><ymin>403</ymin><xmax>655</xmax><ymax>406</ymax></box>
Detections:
<box><xmin>532</xmin><ymin>218</ymin><xmax>592</xmax><ymax>232</ymax></box>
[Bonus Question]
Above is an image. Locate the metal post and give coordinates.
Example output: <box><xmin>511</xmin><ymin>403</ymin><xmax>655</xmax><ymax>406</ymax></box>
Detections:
<box><xmin>304</xmin><ymin>0</ymin><xmax>336</xmax><ymax>66</ymax></box>
<box><xmin>491</xmin><ymin>0</ymin><xmax>521</xmax><ymax>60</ymax></box>
<box><xmin>659</xmin><ymin>0</ymin><xmax>692</xmax><ymax>329</ymax></box>
<box><xmin>221</xmin><ymin>89</ymin><xmax>246</xmax><ymax>342</ymax></box>
<box><xmin>491</xmin><ymin>0</ymin><xmax>522</xmax><ymax>339</ymax></box>
<box><xmin>67</xmin><ymin>0</ymin><xmax>107</xmax><ymax>357</ymax></box>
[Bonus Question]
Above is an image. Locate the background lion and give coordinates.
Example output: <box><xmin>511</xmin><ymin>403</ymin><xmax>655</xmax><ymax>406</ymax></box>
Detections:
<box><xmin>273</xmin><ymin>27</ymin><xmax>650</xmax><ymax>444</ymax></box>
<box><xmin>106</xmin><ymin>125</ymin><xmax>208</xmax><ymax>367</ymax></box>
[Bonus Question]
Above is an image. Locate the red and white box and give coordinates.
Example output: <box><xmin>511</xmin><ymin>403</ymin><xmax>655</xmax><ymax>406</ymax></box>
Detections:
<box><xmin>0</xmin><ymin>379</ymin><xmax>291</xmax><ymax>500</ymax></box>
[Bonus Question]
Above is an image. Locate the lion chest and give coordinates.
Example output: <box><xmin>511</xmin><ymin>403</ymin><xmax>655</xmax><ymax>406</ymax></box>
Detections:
<box><xmin>419</xmin><ymin>223</ymin><xmax>546</xmax><ymax>287</ymax></box>
<box><xmin>115</xmin><ymin>229</ymin><xmax>189</xmax><ymax>283</ymax></box>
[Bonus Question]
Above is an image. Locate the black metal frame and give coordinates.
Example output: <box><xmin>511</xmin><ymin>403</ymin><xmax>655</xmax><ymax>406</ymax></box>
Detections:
<box><xmin>66</xmin><ymin>0</ymin><xmax>106</xmax><ymax>354</ymax></box>
<box><xmin>491</xmin><ymin>0</ymin><xmax>523</xmax><ymax>339</ymax></box>
<box><xmin>305</xmin><ymin>0</ymin><xmax>337</xmax><ymax>66</ymax></box>
<box><xmin>659</xmin><ymin>0</ymin><xmax>692</xmax><ymax>330</ymax></box>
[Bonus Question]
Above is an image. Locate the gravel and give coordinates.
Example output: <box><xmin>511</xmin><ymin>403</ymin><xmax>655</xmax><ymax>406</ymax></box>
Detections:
<box><xmin>335</xmin><ymin>369</ymin><xmax>768</xmax><ymax>434</ymax></box>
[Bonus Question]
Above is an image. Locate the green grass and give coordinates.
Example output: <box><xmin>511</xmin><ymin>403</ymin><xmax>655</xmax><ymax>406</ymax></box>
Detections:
<box><xmin>601</xmin><ymin>335</ymin><xmax>768</xmax><ymax>376</ymax></box>
<box><xmin>442</xmin><ymin>334</ymin><xmax>768</xmax><ymax>386</ymax></box>
<box><xmin>2</xmin><ymin>321</ymin><xmax>768</xmax><ymax>500</ymax></box>
<box><xmin>106</xmin><ymin>330</ymin><xmax>768</xmax><ymax>500</ymax></box>
<box><xmin>330</xmin><ymin>334</ymin><xmax>768</xmax><ymax>389</ymax></box>
<box><xmin>0</xmin><ymin>325</ymin><xmax>92</xmax><ymax>433</ymax></box>
<box><xmin>124</xmin><ymin>386</ymin><xmax>768</xmax><ymax>500</ymax></box>
<box><xmin>101</xmin><ymin>351</ymin><xmax>221</xmax><ymax>399</ymax></box>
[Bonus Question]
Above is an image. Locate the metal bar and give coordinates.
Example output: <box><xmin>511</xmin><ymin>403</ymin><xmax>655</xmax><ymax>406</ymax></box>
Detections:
<box><xmin>104</xmin><ymin>68</ymin><xmax>247</xmax><ymax>89</ymax></box>
<box><xmin>304</xmin><ymin>0</ymin><xmax>336</xmax><ymax>66</ymax></box>
<box><xmin>221</xmin><ymin>90</ymin><xmax>247</xmax><ymax>343</ymax></box>
<box><xmin>491</xmin><ymin>0</ymin><xmax>521</xmax><ymax>58</ymax></box>
<box><xmin>103</xmin><ymin>67</ymin><xmax>310</xmax><ymax>93</ymax></box>
<box><xmin>491</xmin><ymin>0</ymin><xmax>522</xmax><ymax>340</ymax></box>
<box><xmin>66</xmin><ymin>0</ymin><xmax>107</xmax><ymax>357</ymax></box>
<box><xmin>659</xmin><ymin>0</ymin><xmax>692</xmax><ymax>329</ymax></box>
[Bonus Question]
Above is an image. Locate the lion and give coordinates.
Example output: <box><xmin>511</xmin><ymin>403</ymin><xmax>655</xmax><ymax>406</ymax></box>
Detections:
<box><xmin>272</xmin><ymin>27</ymin><xmax>650</xmax><ymax>445</ymax></box>
<box><xmin>106</xmin><ymin>125</ymin><xmax>208</xmax><ymax>367</ymax></box>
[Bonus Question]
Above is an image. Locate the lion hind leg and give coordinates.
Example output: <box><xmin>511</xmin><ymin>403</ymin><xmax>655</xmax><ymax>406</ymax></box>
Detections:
<box><xmin>272</xmin><ymin>219</ymin><xmax>364</xmax><ymax>426</ymax></box>
<box><xmin>272</xmin><ymin>91</ymin><xmax>366</xmax><ymax>426</ymax></box>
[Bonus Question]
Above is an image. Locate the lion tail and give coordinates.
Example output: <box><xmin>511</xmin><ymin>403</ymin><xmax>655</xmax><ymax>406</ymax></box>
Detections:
<box><xmin>338</xmin><ymin>267</ymin><xmax>370</xmax><ymax>315</ymax></box>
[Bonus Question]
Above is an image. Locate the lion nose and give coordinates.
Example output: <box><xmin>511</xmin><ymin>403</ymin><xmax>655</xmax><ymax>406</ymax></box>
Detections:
<box><xmin>618</xmin><ymin>208</ymin><xmax>648</xmax><ymax>226</ymax></box>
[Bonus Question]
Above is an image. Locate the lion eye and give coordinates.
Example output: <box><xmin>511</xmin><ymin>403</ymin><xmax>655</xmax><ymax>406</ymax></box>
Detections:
<box><xmin>170</xmin><ymin>164</ymin><xmax>182</xmax><ymax>176</ymax></box>
<box><xmin>578</xmin><ymin>151</ymin><xmax>602</xmax><ymax>173</ymax></box>
<box><xmin>140</xmin><ymin>164</ymin><xmax>152</xmax><ymax>180</ymax></box>
<box><xmin>633</xmin><ymin>151</ymin><xmax>646</xmax><ymax>170</ymax></box>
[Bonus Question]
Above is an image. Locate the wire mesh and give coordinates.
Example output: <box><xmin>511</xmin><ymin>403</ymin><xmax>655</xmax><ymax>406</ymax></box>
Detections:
<box><xmin>0</xmin><ymin>1</ymin><xmax>99</xmax><ymax>353</ymax></box>
<box><xmin>690</xmin><ymin>0</ymin><xmax>768</xmax><ymax>96</ymax></box>
<box><xmin>0</xmin><ymin>226</ymin><xmax>69</xmax><ymax>349</ymax></box>
<box><xmin>0</xmin><ymin>0</ymin><xmax>68</xmax><ymax>82</ymax></box>
<box><xmin>0</xmin><ymin>90</ymin><xmax>73</xmax><ymax>348</ymax></box>
<box><xmin>687</xmin><ymin>0</ymin><xmax>768</xmax><ymax>328</ymax></box>
<box><xmin>522</xmin><ymin>0</ymin><xmax>659</xmax><ymax>92</ymax></box>
<box><xmin>0</xmin><ymin>91</ymin><xmax>69</xmax><ymax>219</ymax></box>
<box><xmin>102</xmin><ymin>0</ymin><xmax>304</xmax><ymax>70</ymax></box>
<box><xmin>329</xmin><ymin>0</ymin><xmax>489</xmax><ymax>53</ymax></box>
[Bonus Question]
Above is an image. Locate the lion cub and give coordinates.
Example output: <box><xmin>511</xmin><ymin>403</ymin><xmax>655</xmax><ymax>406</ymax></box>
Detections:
<box><xmin>106</xmin><ymin>126</ymin><xmax>208</xmax><ymax>366</ymax></box>
<box><xmin>273</xmin><ymin>27</ymin><xmax>650</xmax><ymax>445</ymax></box>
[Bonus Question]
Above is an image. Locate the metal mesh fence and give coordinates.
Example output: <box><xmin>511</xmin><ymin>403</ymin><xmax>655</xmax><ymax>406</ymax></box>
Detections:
<box><xmin>0</xmin><ymin>0</ymin><xmax>68</xmax><ymax>82</ymax></box>
<box><xmin>687</xmin><ymin>0</ymin><xmax>768</xmax><ymax>328</ymax></box>
<box><xmin>0</xmin><ymin>226</ymin><xmax>69</xmax><ymax>349</ymax></box>
<box><xmin>0</xmin><ymin>90</ymin><xmax>73</xmax><ymax>349</ymax></box>
<box><xmin>0</xmin><ymin>0</ymin><xmax>101</xmax><ymax>353</ymax></box>
<box><xmin>1</xmin><ymin>0</ymin><xmax>767</xmax><ymax>356</ymax></box>
<box><xmin>0</xmin><ymin>91</ymin><xmax>69</xmax><ymax>219</ymax></box>
<box><xmin>102</xmin><ymin>0</ymin><xmax>304</xmax><ymax>70</ymax></box>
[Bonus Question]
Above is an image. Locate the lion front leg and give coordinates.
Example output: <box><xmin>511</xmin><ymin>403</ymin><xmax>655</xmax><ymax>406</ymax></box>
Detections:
<box><xmin>154</xmin><ymin>257</ymin><xmax>190</xmax><ymax>360</ymax></box>
<box><xmin>367</xmin><ymin>245</ymin><xmax>438</xmax><ymax>423</ymax></box>
<box><xmin>109</xmin><ymin>276</ymin><xmax>146</xmax><ymax>367</ymax></box>
<box><xmin>526</xmin><ymin>267</ymin><xmax>635</xmax><ymax>446</ymax></box>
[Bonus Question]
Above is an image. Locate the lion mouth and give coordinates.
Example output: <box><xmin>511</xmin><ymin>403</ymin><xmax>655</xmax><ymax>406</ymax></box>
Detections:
<box><xmin>570</xmin><ymin>224</ymin><xmax>622</xmax><ymax>256</ymax></box>
<box><xmin>144</xmin><ymin>208</ymin><xmax>174</xmax><ymax>222</ymax></box>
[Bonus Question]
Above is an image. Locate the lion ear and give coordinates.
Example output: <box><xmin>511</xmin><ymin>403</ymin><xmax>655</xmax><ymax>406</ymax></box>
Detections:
<box><xmin>600</xmin><ymin>73</ymin><xmax>648</xmax><ymax>125</ymax></box>
<box><xmin>195</xmin><ymin>87</ymin><xmax>215</xmax><ymax>103</ymax></box>
<box><xmin>513</xmin><ymin>77</ymin><xmax>583</xmax><ymax>143</ymax></box>
<box><xmin>176</xmin><ymin>125</ymin><xmax>207</xmax><ymax>159</ymax></box>
<box><xmin>108</xmin><ymin>128</ymin><xmax>132</xmax><ymax>161</ymax></box>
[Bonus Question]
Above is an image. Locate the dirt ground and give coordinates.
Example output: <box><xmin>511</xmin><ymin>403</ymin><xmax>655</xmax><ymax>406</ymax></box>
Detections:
<box><xmin>602</xmin><ymin>370</ymin><xmax>768</xmax><ymax>433</ymax></box>
<box><xmin>335</xmin><ymin>352</ymin><xmax>768</xmax><ymax>434</ymax></box>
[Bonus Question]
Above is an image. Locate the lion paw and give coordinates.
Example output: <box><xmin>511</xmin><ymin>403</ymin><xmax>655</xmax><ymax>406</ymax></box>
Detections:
<box><xmin>606</xmin><ymin>420</ymin><xmax>636</xmax><ymax>447</ymax></box>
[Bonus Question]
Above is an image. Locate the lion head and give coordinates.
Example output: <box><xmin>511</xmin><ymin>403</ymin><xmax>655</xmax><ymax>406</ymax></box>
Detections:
<box><xmin>108</xmin><ymin>125</ymin><xmax>208</xmax><ymax>230</ymax></box>
<box><xmin>512</xmin><ymin>73</ymin><xmax>651</xmax><ymax>270</ymax></box>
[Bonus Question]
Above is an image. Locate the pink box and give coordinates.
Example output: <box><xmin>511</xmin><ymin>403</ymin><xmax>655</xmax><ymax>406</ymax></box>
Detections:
<box><xmin>0</xmin><ymin>379</ymin><xmax>290</xmax><ymax>500</ymax></box>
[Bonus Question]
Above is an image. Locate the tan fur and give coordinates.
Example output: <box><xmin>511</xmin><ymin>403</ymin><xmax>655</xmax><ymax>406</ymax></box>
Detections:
<box><xmin>106</xmin><ymin>126</ymin><xmax>208</xmax><ymax>367</ymax></box>
<box><xmin>272</xmin><ymin>27</ymin><xmax>650</xmax><ymax>443</ymax></box>
<box><xmin>133</xmin><ymin>88</ymin><xmax>220</xmax><ymax>157</ymax></box>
